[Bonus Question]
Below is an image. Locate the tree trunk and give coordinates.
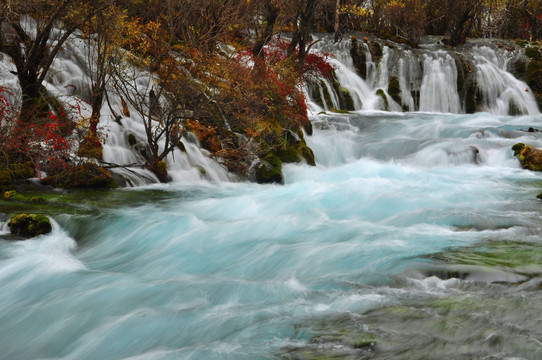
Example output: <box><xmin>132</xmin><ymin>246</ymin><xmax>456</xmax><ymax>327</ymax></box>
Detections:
<box><xmin>252</xmin><ymin>0</ymin><xmax>279</xmax><ymax>59</ymax></box>
<box><xmin>334</xmin><ymin>0</ymin><xmax>341</xmax><ymax>42</ymax></box>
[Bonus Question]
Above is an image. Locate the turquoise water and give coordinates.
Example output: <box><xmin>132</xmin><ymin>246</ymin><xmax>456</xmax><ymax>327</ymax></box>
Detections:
<box><xmin>2</xmin><ymin>112</ymin><xmax>542</xmax><ymax>359</ymax></box>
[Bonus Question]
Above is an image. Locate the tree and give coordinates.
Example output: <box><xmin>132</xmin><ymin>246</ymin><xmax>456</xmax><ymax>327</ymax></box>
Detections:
<box><xmin>444</xmin><ymin>0</ymin><xmax>483</xmax><ymax>46</ymax></box>
<box><xmin>0</xmin><ymin>0</ymin><xmax>79</xmax><ymax>120</ymax></box>
<box><xmin>385</xmin><ymin>0</ymin><xmax>427</xmax><ymax>47</ymax></box>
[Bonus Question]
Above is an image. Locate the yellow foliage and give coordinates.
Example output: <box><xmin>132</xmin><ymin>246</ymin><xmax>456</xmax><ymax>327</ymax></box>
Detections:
<box><xmin>387</xmin><ymin>0</ymin><xmax>406</xmax><ymax>9</ymax></box>
<box><xmin>339</xmin><ymin>5</ymin><xmax>374</xmax><ymax>17</ymax></box>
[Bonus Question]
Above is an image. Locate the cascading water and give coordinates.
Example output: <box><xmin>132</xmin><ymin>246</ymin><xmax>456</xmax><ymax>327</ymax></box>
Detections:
<box><xmin>419</xmin><ymin>52</ymin><xmax>461</xmax><ymax>113</ymax></box>
<box><xmin>471</xmin><ymin>46</ymin><xmax>540</xmax><ymax>116</ymax></box>
<box><xmin>308</xmin><ymin>35</ymin><xmax>539</xmax><ymax>116</ymax></box>
<box><xmin>2</xmin><ymin>32</ymin><xmax>542</xmax><ymax>359</ymax></box>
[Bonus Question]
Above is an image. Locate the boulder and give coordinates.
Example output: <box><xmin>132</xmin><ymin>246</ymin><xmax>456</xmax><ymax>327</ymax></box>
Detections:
<box><xmin>8</xmin><ymin>213</ymin><xmax>52</xmax><ymax>238</ymax></box>
<box><xmin>256</xmin><ymin>153</ymin><xmax>283</xmax><ymax>184</ymax></box>
<box><xmin>512</xmin><ymin>143</ymin><xmax>542</xmax><ymax>171</ymax></box>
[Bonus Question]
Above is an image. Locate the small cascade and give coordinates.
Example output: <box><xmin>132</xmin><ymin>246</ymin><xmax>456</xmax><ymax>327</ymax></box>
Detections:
<box><xmin>398</xmin><ymin>57</ymin><xmax>415</xmax><ymax>111</ymax></box>
<box><xmin>362</xmin><ymin>42</ymin><xmax>377</xmax><ymax>86</ymax></box>
<box><xmin>0</xmin><ymin>26</ymin><xmax>235</xmax><ymax>186</ymax></box>
<box><xmin>419</xmin><ymin>52</ymin><xmax>461</xmax><ymax>113</ymax></box>
<box><xmin>471</xmin><ymin>46</ymin><xmax>539</xmax><ymax>116</ymax></box>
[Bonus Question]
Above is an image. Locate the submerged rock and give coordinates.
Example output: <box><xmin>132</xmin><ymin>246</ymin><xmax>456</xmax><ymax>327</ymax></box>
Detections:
<box><xmin>8</xmin><ymin>213</ymin><xmax>52</xmax><ymax>238</ymax></box>
<box><xmin>512</xmin><ymin>143</ymin><xmax>542</xmax><ymax>171</ymax></box>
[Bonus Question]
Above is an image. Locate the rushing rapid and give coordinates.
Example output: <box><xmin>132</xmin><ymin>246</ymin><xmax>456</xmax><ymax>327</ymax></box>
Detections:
<box><xmin>2</xmin><ymin>110</ymin><xmax>542</xmax><ymax>359</ymax></box>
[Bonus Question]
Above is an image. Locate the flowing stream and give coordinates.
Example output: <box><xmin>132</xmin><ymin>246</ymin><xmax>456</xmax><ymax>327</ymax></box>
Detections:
<box><xmin>2</xmin><ymin>110</ymin><xmax>542</xmax><ymax>359</ymax></box>
<box><xmin>2</xmin><ymin>34</ymin><xmax>542</xmax><ymax>359</ymax></box>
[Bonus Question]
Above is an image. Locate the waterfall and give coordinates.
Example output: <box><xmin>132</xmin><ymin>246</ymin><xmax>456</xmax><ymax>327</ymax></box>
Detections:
<box><xmin>307</xmin><ymin>35</ymin><xmax>540</xmax><ymax>116</ymax></box>
<box><xmin>471</xmin><ymin>46</ymin><xmax>539</xmax><ymax>116</ymax></box>
<box><xmin>0</xmin><ymin>28</ymin><xmax>235</xmax><ymax>186</ymax></box>
<box><xmin>419</xmin><ymin>52</ymin><xmax>461</xmax><ymax>113</ymax></box>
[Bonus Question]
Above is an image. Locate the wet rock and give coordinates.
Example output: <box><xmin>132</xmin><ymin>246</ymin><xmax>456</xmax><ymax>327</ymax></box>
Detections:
<box><xmin>525</xmin><ymin>47</ymin><xmax>542</xmax><ymax>110</ymax></box>
<box><xmin>3</xmin><ymin>190</ymin><xmax>24</xmax><ymax>200</ymax></box>
<box><xmin>350</xmin><ymin>36</ymin><xmax>367</xmax><ymax>79</ymax></box>
<box><xmin>8</xmin><ymin>213</ymin><xmax>52</xmax><ymax>238</ymax></box>
<box><xmin>376</xmin><ymin>89</ymin><xmax>388</xmax><ymax>111</ymax></box>
<box><xmin>388</xmin><ymin>76</ymin><xmax>402</xmax><ymax>106</ymax></box>
<box><xmin>127</xmin><ymin>133</ymin><xmax>137</xmax><ymax>146</ymax></box>
<box><xmin>256</xmin><ymin>153</ymin><xmax>283</xmax><ymax>184</ymax></box>
<box><xmin>512</xmin><ymin>143</ymin><xmax>542</xmax><ymax>171</ymax></box>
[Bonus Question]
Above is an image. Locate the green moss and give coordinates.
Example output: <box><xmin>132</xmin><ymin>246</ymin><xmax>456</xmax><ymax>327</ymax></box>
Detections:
<box><xmin>338</xmin><ymin>86</ymin><xmax>355</xmax><ymax>111</ymax></box>
<box><xmin>0</xmin><ymin>168</ymin><xmax>14</xmax><ymax>191</ymax></box>
<box><xmin>512</xmin><ymin>143</ymin><xmax>542</xmax><ymax>171</ymax></box>
<box><xmin>9</xmin><ymin>162</ymin><xmax>35</xmax><ymax>179</ymax></box>
<box><xmin>7</xmin><ymin>213</ymin><xmax>52</xmax><ymax>238</ymax></box>
<box><xmin>3</xmin><ymin>190</ymin><xmax>24</xmax><ymax>200</ymax></box>
<box><xmin>512</xmin><ymin>143</ymin><xmax>525</xmax><ymax>156</ymax></box>
<box><xmin>256</xmin><ymin>153</ymin><xmax>283</xmax><ymax>184</ymax></box>
<box><xmin>376</xmin><ymin>89</ymin><xmax>388</xmax><ymax>111</ymax></box>
<box><xmin>516</xmin><ymin>39</ymin><xmax>528</xmax><ymax>47</ymax></box>
<box><xmin>300</xmin><ymin>144</ymin><xmax>316</xmax><ymax>166</ymax></box>
<box><xmin>525</xmin><ymin>46</ymin><xmax>541</xmax><ymax>62</ymax></box>
<box><xmin>275</xmin><ymin>148</ymin><xmax>303</xmax><ymax>163</ymax></box>
<box><xmin>430</xmin><ymin>240</ymin><xmax>542</xmax><ymax>269</ymax></box>
<box><xmin>41</xmin><ymin>163</ymin><xmax>116</xmax><ymax>189</ymax></box>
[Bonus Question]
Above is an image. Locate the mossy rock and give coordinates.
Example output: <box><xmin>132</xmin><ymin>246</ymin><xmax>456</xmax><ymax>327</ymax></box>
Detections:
<box><xmin>512</xmin><ymin>143</ymin><xmax>542</xmax><ymax>171</ymax></box>
<box><xmin>376</xmin><ymin>89</ymin><xmax>388</xmax><ymax>111</ymax></box>
<box><xmin>9</xmin><ymin>162</ymin><xmax>35</xmax><ymax>179</ymax></box>
<box><xmin>275</xmin><ymin>148</ymin><xmax>303</xmax><ymax>163</ymax></box>
<box><xmin>331</xmin><ymin>108</ymin><xmax>349</xmax><ymax>114</ymax></box>
<box><xmin>350</xmin><ymin>36</ymin><xmax>367</xmax><ymax>79</ymax></box>
<box><xmin>127</xmin><ymin>133</ymin><xmax>137</xmax><ymax>146</ymax></box>
<box><xmin>309</xmin><ymin>81</ymin><xmax>325</xmax><ymax>109</ymax></box>
<box><xmin>525</xmin><ymin>47</ymin><xmax>542</xmax><ymax>62</ymax></box>
<box><xmin>367</xmin><ymin>40</ymin><xmax>383</xmax><ymax>64</ymax></box>
<box><xmin>526</xmin><ymin>59</ymin><xmax>542</xmax><ymax>110</ymax></box>
<box><xmin>388</xmin><ymin>76</ymin><xmax>402</xmax><ymax>106</ymax></box>
<box><xmin>338</xmin><ymin>86</ymin><xmax>355</xmax><ymax>111</ymax></box>
<box><xmin>0</xmin><ymin>162</ymin><xmax>36</xmax><ymax>191</ymax></box>
<box><xmin>7</xmin><ymin>213</ymin><xmax>52</xmax><ymax>238</ymax></box>
<box><xmin>513</xmin><ymin>59</ymin><xmax>527</xmax><ymax>79</ymax></box>
<box><xmin>0</xmin><ymin>168</ymin><xmax>14</xmax><ymax>191</ymax></box>
<box><xmin>256</xmin><ymin>153</ymin><xmax>283</xmax><ymax>184</ymax></box>
<box><xmin>41</xmin><ymin>162</ymin><xmax>116</xmax><ymax>189</ymax></box>
<box><xmin>3</xmin><ymin>190</ymin><xmax>24</xmax><ymax>200</ymax></box>
<box><xmin>275</xmin><ymin>144</ymin><xmax>316</xmax><ymax>166</ymax></box>
<box><xmin>465</xmin><ymin>80</ymin><xmax>478</xmax><ymax>114</ymax></box>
